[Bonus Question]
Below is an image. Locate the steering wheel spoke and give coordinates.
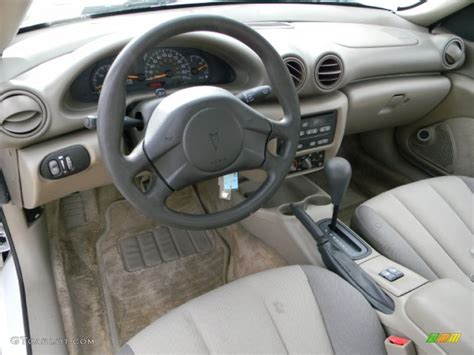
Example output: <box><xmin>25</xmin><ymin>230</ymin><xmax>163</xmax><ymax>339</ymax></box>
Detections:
<box><xmin>262</xmin><ymin>152</ymin><xmax>283</xmax><ymax>172</ymax></box>
<box><xmin>269</xmin><ymin>117</ymin><xmax>292</xmax><ymax>141</ymax></box>
<box><xmin>161</xmin><ymin>160</ymin><xmax>201</xmax><ymax>191</ymax></box>
<box><xmin>124</xmin><ymin>142</ymin><xmax>152</xmax><ymax>180</ymax></box>
<box><xmin>146</xmin><ymin>174</ymin><xmax>174</xmax><ymax>204</ymax></box>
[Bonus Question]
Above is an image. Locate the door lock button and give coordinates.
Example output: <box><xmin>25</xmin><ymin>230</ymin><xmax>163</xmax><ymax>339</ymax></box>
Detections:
<box><xmin>65</xmin><ymin>156</ymin><xmax>74</xmax><ymax>170</ymax></box>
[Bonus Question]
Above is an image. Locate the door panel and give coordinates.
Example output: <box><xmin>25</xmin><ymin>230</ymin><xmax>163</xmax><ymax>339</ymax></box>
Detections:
<box><xmin>395</xmin><ymin>5</ymin><xmax>474</xmax><ymax>177</ymax></box>
<box><xmin>396</xmin><ymin>73</ymin><xmax>474</xmax><ymax>177</ymax></box>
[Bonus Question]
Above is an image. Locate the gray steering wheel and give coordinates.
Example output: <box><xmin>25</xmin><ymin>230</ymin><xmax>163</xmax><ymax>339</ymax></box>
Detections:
<box><xmin>98</xmin><ymin>15</ymin><xmax>300</xmax><ymax>230</ymax></box>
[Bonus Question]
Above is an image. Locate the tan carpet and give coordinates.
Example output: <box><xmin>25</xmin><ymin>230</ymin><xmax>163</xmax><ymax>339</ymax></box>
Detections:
<box><xmin>196</xmin><ymin>179</ymin><xmax>288</xmax><ymax>281</ymax></box>
<box><xmin>47</xmin><ymin>185</ymin><xmax>123</xmax><ymax>355</ymax></box>
<box><xmin>49</xmin><ymin>181</ymin><xmax>286</xmax><ymax>353</ymax></box>
<box><xmin>97</xmin><ymin>187</ymin><xmax>229</xmax><ymax>348</ymax></box>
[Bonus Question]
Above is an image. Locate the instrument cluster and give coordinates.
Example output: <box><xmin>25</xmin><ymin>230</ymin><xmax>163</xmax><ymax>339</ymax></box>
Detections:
<box><xmin>69</xmin><ymin>47</ymin><xmax>236</xmax><ymax>102</ymax></box>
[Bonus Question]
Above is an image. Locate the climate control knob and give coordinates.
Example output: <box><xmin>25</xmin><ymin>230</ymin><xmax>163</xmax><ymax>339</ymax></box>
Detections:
<box><xmin>301</xmin><ymin>157</ymin><xmax>313</xmax><ymax>170</ymax></box>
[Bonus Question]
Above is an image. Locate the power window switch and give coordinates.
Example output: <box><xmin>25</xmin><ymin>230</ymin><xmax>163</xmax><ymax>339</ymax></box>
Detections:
<box><xmin>48</xmin><ymin>160</ymin><xmax>61</xmax><ymax>176</ymax></box>
<box><xmin>387</xmin><ymin>267</ymin><xmax>404</xmax><ymax>279</ymax></box>
<box><xmin>380</xmin><ymin>267</ymin><xmax>404</xmax><ymax>282</ymax></box>
<box><xmin>379</xmin><ymin>270</ymin><xmax>398</xmax><ymax>281</ymax></box>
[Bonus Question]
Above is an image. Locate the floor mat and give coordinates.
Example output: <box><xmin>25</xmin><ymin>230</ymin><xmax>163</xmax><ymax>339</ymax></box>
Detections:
<box><xmin>118</xmin><ymin>227</ymin><xmax>214</xmax><ymax>272</ymax></box>
<box><xmin>97</xmin><ymin>187</ymin><xmax>229</xmax><ymax>348</ymax></box>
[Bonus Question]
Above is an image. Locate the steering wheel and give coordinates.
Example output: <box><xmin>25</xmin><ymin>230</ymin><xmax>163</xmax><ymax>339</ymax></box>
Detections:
<box><xmin>98</xmin><ymin>15</ymin><xmax>300</xmax><ymax>230</ymax></box>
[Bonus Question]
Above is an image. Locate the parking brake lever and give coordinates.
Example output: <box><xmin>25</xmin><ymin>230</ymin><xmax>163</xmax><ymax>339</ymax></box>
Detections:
<box><xmin>290</xmin><ymin>204</ymin><xmax>395</xmax><ymax>314</ymax></box>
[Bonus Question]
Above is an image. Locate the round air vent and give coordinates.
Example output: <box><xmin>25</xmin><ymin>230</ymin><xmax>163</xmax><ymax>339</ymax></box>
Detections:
<box><xmin>314</xmin><ymin>54</ymin><xmax>344</xmax><ymax>91</ymax></box>
<box><xmin>283</xmin><ymin>57</ymin><xmax>306</xmax><ymax>91</ymax></box>
<box><xmin>442</xmin><ymin>38</ymin><xmax>465</xmax><ymax>69</ymax></box>
<box><xmin>0</xmin><ymin>91</ymin><xmax>47</xmax><ymax>137</ymax></box>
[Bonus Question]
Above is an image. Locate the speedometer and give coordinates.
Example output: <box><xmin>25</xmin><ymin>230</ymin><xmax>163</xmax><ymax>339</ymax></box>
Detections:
<box><xmin>144</xmin><ymin>48</ymin><xmax>191</xmax><ymax>88</ymax></box>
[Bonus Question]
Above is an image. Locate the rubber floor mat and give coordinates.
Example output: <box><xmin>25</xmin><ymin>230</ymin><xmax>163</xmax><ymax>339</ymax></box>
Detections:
<box><xmin>119</xmin><ymin>227</ymin><xmax>214</xmax><ymax>272</ymax></box>
<box><xmin>97</xmin><ymin>187</ymin><xmax>228</xmax><ymax>348</ymax></box>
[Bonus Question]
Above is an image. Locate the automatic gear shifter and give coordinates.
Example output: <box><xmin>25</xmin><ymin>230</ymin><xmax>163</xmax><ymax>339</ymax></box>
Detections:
<box><xmin>325</xmin><ymin>157</ymin><xmax>352</xmax><ymax>230</ymax></box>
<box><xmin>289</xmin><ymin>203</ymin><xmax>395</xmax><ymax>314</ymax></box>
<box><xmin>289</xmin><ymin>156</ymin><xmax>394</xmax><ymax>314</ymax></box>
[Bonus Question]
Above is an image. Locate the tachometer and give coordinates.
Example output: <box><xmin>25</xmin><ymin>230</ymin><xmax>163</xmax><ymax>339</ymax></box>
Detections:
<box><xmin>144</xmin><ymin>48</ymin><xmax>191</xmax><ymax>88</ymax></box>
<box><xmin>189</xmin><ymin>55</ymin><xmax>210</xmax><ymax>83</ymax></box>
<box><xmin>91</xmin><ymin>63</ymin><xmax>111</xmax><ymax>94</ymax></box>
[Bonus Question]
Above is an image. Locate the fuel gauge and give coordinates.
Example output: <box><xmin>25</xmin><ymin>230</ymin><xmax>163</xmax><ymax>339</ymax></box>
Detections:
<box><xmin>189</xmin><ymin>55</ymin><xmax>210</xmax><ymax>83</ymax></box>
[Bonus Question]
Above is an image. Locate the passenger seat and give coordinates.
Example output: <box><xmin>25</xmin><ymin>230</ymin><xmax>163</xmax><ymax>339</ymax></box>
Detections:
<box><xmin>352</xmin><ymin>176</ymin><xmax>473</xmax><ymax>288</ymax></box>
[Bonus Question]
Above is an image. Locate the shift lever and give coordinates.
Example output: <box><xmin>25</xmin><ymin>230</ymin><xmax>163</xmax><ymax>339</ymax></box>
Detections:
<box><xmin>325</xmin><ymin>157</ymin><xmax>352</xmax><ymax>230</ymax></box>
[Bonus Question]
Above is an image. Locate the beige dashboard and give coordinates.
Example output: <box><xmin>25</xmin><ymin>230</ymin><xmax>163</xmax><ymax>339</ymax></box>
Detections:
<box><xmin>0</xmin><ymin>3</ymin><xmax>465</xmax><ymax>208</ymax></box>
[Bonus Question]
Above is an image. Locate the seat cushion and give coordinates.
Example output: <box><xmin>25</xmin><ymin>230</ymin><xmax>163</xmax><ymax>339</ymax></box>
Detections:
<box><xmin>120</xmin><ymin>265</ymin><xmax>386</xmax><ymax>354</ymax></box>
<box><xmin>352</xmin><ymin>176</ymin><xmax>473</xmax><ymax>288</ymax></box>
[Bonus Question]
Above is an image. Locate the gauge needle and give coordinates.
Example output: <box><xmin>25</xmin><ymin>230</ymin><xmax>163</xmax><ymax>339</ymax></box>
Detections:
<box><xmin>148</xmin><ymin>73</ymin><xmax>168</xmax><ymax>80</ymax></box>
<box><xmin>127</xmin><ymin>75</ymin><xmax>140</xmax><ymax>80</ymax></box>
<box><xmin>197</xmin><ymin>64</ymin><xmax>208</xmax><ymax>71</ymax></box>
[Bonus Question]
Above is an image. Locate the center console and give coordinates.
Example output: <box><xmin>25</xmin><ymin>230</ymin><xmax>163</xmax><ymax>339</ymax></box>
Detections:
<box><xmin>232</xmin><ymin>156</ymin><xmax>473</xmax><ymax>354</ymax></box>
<box><xmin>362</xmin><ymin>255</ymin><xmax>473</xmax><ymax>355</ymax></box>
<box><xmin>280</xmin><ymin>111</ymin><xmax>337</xmax><ymax>174</ymax></box>
<box><xmin>253</xmin><ymin>91</ymin><xmax>347</xmax><ymax>179</ymax></box>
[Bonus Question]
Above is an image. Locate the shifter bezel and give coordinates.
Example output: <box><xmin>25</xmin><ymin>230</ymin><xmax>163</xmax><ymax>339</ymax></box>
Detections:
<box><xmin>318</xmin><ymin>218</ymin><xmax>371</xmax><ymax>260</ymax></box>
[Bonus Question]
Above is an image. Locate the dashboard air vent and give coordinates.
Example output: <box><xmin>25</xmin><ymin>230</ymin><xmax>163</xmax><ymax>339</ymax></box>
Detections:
<box><xmin>284</xmin><ymin>57</ymin><xmax>306</xmax><ymax>91</ymax></box>
<box><xmin>315</xmin><ymin>54</ymin><xmax>344</xmax><ymax>91</ymax></box>
<box><xmin>442</xmin><ymin>38</ymin><xmax>465</xmax><ymax>69</ymax></box>
<box><xmin>0</xmin><ymin>91</ymin><xmax>46</xmax><ymax>137</ymax></box>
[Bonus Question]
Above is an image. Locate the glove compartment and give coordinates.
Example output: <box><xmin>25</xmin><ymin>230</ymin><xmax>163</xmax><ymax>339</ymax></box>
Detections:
<box><xmin>343</xmin><ymin>75</ymin><xmax>451</xmax><ymax>134</ymax></box>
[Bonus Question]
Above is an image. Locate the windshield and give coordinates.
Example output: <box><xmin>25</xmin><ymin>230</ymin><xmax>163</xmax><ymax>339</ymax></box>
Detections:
<box><xmin>22</xmin><ymin>0</ymin><xmax>423</xmax><ymax>29</ymax></box>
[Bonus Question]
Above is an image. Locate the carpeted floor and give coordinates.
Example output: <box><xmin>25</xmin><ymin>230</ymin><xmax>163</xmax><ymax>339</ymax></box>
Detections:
<box><xmin>48</xmin><ymin>179</ymin><xmax>291</xmax><ymax>354</ymax></box>
<box><xmin>46</xmin><ymin>185</ymin><xmax>123</xmax><ymax>355</ymax></box>
<box><xmin>96</xmin><ymin>187</ymin><xmax>229</xmax><ymax>348</ymax></box>
<box><xmin>196</xmin><ymin>179</ymin><xmax>288</xmax><ymax>282</ymax></box>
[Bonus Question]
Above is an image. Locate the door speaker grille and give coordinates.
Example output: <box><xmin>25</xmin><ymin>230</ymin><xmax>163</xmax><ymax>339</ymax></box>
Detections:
<box><xmin>410</xmin><ymin>123</ymin><xmax>455</xmax><ymax>173</ymax></box>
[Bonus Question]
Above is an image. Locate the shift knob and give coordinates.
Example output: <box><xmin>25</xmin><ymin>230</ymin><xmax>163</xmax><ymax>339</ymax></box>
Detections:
<box><xmin>325</xmin><ymin>157</ymin><xmax>352</xmax><ymax>207</ymax></box>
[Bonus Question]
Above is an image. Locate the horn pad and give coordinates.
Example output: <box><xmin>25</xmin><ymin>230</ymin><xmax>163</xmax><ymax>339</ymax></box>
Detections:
<box><xmin>183</xmin><ymin>107</ymin><xmax>243</xmax><ymax>172</ymax></box>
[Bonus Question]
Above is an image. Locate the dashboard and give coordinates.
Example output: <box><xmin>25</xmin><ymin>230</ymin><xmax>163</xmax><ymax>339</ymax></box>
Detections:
<box><xmin>69</xmin><ymin>47</ymin><xmax>235</xmax><ymax>102</ymax></box>
<box><xmin>0</xmin><ymin>3</ymin><xmax>467</xmax><ymax>209</ymax></box>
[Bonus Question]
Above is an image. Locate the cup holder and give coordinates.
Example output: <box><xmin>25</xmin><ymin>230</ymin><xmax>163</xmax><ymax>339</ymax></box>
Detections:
<box><xmin>279</xmin><ymin>194</ymin><xmax>331</xmax><ymax>216</ymax></box>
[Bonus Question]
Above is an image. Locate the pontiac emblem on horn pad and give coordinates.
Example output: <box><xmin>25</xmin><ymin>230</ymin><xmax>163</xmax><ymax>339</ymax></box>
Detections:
<box><xmin>209</xmin><ymin>132</ymin><xmax>219</xmax><ymax>152</ymax></box>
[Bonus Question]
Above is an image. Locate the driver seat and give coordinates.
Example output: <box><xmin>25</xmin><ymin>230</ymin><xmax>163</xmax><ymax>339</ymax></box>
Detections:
<box><xmin>119</xmin><ymin>265</ymin><xmax>387</xmax><ymax>354</ymax></box>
